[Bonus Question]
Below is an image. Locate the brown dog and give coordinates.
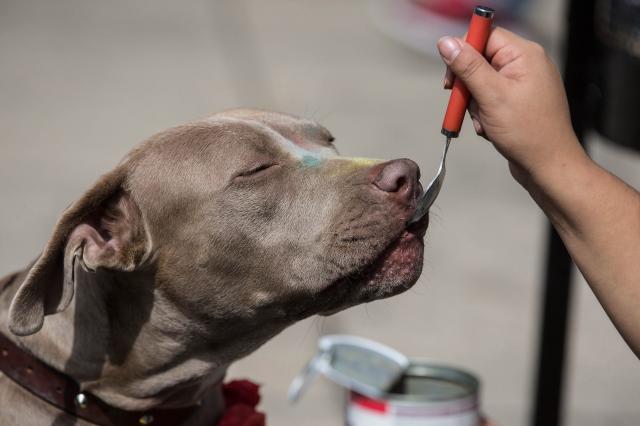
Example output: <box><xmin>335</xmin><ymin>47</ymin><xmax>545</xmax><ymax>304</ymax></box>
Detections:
<box><xmin>0</xmin><ymin>109</ymin><xmax>428</xmax><ymax>425</ymax></box>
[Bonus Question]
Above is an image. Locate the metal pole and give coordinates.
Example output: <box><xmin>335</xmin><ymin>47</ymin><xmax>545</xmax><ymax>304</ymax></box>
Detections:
<box><xmin>532</xmin><ymin>228</ymin><xmax>574</xmax><ymax>426</ymax></box>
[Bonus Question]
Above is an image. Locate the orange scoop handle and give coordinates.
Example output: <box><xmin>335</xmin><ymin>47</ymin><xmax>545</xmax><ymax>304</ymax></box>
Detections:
<box><xmin>441</xmin><ymin>6</ymin><xmax>495</xmax><ymax>138</ymax></box>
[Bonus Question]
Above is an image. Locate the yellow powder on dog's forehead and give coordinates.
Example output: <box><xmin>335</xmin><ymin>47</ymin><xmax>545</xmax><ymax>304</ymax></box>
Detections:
<box><xmin>331</xmin><ymin>157</ymin><xmax>386</xmax><ymax>168</ymax></box>
<box><xmin>341</xmin><ymin>157</ymin><xmax>382</xmax><ymax>167</ymax></box>
<box><xmin>327</xmin><ymin>156</ymin><xmax>384</xmax><ymax>175</ymax></box>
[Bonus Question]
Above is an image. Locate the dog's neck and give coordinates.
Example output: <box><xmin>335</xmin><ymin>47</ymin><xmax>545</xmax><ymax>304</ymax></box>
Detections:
<box><xmin>1</xmin><ymin>266</ymin><xmax>228</xmax><ymax>414</ymax></box>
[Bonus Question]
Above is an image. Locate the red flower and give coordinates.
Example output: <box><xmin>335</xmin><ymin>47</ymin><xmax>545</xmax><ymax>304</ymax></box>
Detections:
<box><xmin>217</xmin><ymin>380</ymin><xmax>266</xmax><ymax>426</ymax></box>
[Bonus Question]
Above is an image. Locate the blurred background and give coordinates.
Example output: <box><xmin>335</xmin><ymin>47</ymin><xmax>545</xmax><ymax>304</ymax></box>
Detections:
<box><xmin>1</xmin><ymin>1</ymin><xmax>639</xmax><ymax>425</ymax></box>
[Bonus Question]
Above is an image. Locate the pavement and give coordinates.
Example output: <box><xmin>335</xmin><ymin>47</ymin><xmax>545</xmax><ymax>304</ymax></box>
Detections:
<box><xmin>1</xmin><ymin>1</ymin><xmax>638</xmax><ymax>425</ymax></box>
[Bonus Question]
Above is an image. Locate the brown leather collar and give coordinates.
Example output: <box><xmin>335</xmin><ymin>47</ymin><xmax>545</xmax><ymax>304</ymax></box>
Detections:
<box><xmin>0</xmin><ymin>273</ymin><xmax>202</xmax><ymax>426</ymax></box>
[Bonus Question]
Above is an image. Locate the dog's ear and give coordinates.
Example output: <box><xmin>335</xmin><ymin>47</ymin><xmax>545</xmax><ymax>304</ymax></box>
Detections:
<box><xmin>9</xmin><ymin>167</ymin><xmax>149</xmax><ymax>336</ymax></box>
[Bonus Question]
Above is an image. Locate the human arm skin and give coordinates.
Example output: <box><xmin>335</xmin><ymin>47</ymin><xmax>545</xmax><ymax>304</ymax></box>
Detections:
<box><xmin>437</xmin><ymin>28</ymin><xmax>640</xmax><ymax>356</ymax></box>
<box><xmin>526</xmin><ymin>137</ymin><xmax>640</xmax><ymax>356</ymax></box>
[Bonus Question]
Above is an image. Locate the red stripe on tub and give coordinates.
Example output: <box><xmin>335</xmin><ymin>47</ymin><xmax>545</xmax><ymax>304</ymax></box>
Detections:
<box><xmin>351</xmin><ymin>393</ymin><xmax>388</xmax><ymax>413</ymax></box>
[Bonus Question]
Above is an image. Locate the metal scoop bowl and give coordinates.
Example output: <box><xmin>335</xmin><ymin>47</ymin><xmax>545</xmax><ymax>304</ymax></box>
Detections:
<box><xmin>409</xmin><ymin>136</ymin><xmax>451</xmax><ymax>224</ymax></box>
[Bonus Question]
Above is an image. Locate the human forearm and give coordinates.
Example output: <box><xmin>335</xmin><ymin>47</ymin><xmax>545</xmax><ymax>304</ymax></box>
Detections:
<box><xmin>525</xmin><ymin>138</ymin><xmax>640</xmax><ymax>356</ymax></box>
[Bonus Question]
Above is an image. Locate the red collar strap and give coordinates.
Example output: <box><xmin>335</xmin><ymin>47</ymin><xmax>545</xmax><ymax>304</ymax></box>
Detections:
<box><xmin>1</xmin><ymin>273</ymin><xmax>266</xmax><ymax>426</ymax></box>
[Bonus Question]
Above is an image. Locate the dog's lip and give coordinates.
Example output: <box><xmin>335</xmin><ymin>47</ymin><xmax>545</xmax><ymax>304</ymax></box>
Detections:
<box><xmin>315</xmin><ymin>212</ymin><xmax>427</xmax><ymax>317</ymax></box>
<box><xmin>351</xmin><ymin>212</ymin><xmax>427</xmax><ymax>279</ymax></box>
<box><xmin>358</xmin><ymin>207</ymin><xmax>428</xmax><ymax>269</ymax></box>
<box><xmin>406</xmin><ymin>209</ymin><xmax>429</xmax><ymax>237</ymax></box>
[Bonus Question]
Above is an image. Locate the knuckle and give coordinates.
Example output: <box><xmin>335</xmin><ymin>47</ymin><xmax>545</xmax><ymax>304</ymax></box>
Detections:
<box><xmin>528</xmin><ymin>41</ymin><xmax>546</xmax><ymax>57</ymax></box>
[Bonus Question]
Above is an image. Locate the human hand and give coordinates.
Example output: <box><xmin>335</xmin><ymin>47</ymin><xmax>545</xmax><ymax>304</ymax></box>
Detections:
<box><xmin>437</xmin><ymin>28</ymin><xmax>588</xmax><ymax>189</ymax></box>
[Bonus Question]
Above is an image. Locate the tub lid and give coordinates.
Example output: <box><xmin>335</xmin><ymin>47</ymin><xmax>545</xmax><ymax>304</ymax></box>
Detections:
<box><xmin>288</xmin><ymin>335</ymin><xmax>409</xmax><ymax>402</ymax></box>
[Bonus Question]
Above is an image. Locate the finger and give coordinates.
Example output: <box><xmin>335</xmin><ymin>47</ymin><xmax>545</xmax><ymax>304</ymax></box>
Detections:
<box><xmin>443</xmin><ymin>37</ymin><xmax>465</xmax><ymax>89</ymax></box>
<box><xmin>468</xmin><ymin>98</ymin><xmax>480</xmax><ymax>118</ymax></box>
<box><xmin>442</xmin><ymin>35</ymin><xmax>464</xmax><ymax>89</ymax></box>
<box><xmin>444</xmin><ymin>66</ymin><xmax>454</xmax><ymax>89</ymax></box>
<box><xmin>448</xmin><ymin>29</ymin><xmax>526</xmax><ymax>71</ymax></box>
<box><xmin>472</xmin><ymin>117</ymin><xmax>484</xmax><ymax>136</ymax></box>
<box><xmin>468</xmin><ymin>100</ymin><xmax>489</xmax><ymax>140</ymax></box>
<box><xmin>484</xmin><ymin>26</ymin><xmax>531</xmax><ymax>61</ymax></box>
<box><xmin>437</xmin><ymin>36</ymin><xmax>501</xmax><ymax>104</ymax></box>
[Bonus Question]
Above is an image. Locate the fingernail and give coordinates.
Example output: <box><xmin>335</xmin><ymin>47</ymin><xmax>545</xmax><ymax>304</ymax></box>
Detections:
<box><xmin>438</xmin><ymin>37</ymin><xmax>461</xmax><ymax>63</ymax></box>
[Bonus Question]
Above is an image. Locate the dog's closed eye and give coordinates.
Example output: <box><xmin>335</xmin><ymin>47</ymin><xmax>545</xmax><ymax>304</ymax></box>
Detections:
<box><xmin>235</xmin><ymin>163</ymin><xmax>279</xmax><ymax>180</ymax></box>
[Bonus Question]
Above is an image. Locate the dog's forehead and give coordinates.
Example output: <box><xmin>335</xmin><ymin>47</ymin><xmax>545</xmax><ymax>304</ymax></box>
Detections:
<box><xmin>215</xmin><ymin>109</ymin><xmax>332</xmax><ymax>142</ymax></box>
<box><xmin>210</xmin><ymin>112</ymin><xmax>338</xmax><ymax>161</ymax></box>
<box><xmin>204</xmin><ymin>110</ymin><xmax>384</xmax><ymax>170</ymax></box>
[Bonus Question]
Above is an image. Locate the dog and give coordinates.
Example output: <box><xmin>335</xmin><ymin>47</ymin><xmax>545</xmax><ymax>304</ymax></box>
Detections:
<box><xmin>0</xmin><ymin>109</ymin><xmax>428</xmax><ymax>425</ymax></box>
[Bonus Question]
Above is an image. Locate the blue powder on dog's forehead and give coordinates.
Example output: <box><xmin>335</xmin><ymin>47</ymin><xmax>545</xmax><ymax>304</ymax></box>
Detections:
<box><xmin>278</xmin><ymin>136</ymin><xmax>326</xmax><ymax>168</ymax></box>
<box><xmin>301</xmin><ymin>154</ymin><xmax>323</xmax><ymax>168</ymax></box>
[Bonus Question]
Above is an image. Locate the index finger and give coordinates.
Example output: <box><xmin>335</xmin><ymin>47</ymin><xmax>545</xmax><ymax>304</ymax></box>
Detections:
<box><xmin>484</xmin><ymin>26</ymin><xmax>532</xmax><ymax>61</ymax></box>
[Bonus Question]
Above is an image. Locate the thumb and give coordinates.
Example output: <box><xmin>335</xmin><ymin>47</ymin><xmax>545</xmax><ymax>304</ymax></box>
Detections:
<box><xmin>437</xmin><ymin>36</ymin><xmax>500</xmax><ymax>103</ymax></box>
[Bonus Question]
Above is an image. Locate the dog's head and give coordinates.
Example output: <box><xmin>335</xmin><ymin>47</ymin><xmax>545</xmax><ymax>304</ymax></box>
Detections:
<box><xmin>9</xmin><ymin>110</ymin><xmax>427</xmax><ymax>357</ymax></box>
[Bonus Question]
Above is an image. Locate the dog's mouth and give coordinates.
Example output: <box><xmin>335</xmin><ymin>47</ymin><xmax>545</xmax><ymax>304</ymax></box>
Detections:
<box><xmin>317</xmin><ymin>211</ymin><xmax>429</xmax><ymax>316</ymax></box>
<box><xmin>358</xmin><ymin>212</ymin><xmax>429</xmax><ymax>292</ymax></box>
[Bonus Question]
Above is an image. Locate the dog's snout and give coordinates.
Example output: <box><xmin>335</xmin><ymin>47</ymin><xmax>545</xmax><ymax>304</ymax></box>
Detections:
<box><xmin>372</xmin><ymin>159</ymin><xmax>420</xmax><ymax>203</ymax></box>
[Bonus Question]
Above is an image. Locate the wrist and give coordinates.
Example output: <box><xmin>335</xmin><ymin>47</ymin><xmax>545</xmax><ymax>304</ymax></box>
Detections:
<box><xmin>519</xmin><ymin>135</ymin><xmax>599</xmax><ymax>234</ymax></box>
<box><xmin>520</xmin><ymin>133</ymin><xmax>591</xmax><ymax>194</ymax></box>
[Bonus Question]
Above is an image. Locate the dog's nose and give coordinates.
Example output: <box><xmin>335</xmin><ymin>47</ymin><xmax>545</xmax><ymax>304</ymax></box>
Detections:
<box><xmin>372</xmin><ymin>159</ymin><xmax>420</xmax><ymax>203</ymax></box>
